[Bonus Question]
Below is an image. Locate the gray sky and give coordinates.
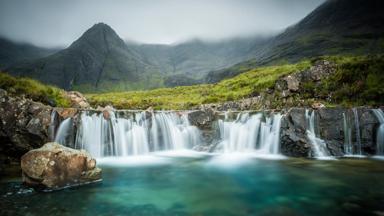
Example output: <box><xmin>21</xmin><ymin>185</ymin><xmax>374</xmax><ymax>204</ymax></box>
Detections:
<box><xmin>0</xmin><ymin>0</ymin><xmax>325</xmax><ymax>47</ymax></box>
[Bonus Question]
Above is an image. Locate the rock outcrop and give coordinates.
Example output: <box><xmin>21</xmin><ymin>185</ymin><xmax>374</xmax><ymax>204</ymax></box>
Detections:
<box><xmin>65</xmin><ymin>91</ymin><xmax>90</xmax><ymax>109</ymax></box>
<box><xmin>280</xmin><ymin>107</ymin><xmax>380</xmax><ymax>157</ymax></box>
<box><xmin>21</xmin><ymin>142</ymin><xmax>101</xmax><ymax>189</ymax></box>
<box><xmin>0</xmin><ymin>89</ymin><xmax>52</xmax><ymax>167</ymax></box>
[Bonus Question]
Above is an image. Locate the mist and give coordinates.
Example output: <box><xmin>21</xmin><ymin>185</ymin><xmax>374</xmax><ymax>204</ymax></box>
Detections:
<box><xmin>0</xmin><ymin>0</ymin><xmax>325</xmax><ymax>47</ymax></box>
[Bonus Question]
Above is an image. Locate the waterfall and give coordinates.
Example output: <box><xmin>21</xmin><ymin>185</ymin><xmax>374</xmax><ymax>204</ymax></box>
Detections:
<box><xmin>372</xmin><ymin>109</ymin><xmax>384</xmax><ymax>155</ymax></box>
<box><xmin>54</xmin><ymin>118</ymin><xmax>73</xmax><ymax>146</ymax></box>
<box><xmin>305</xmin><ymin>109</ymin><xmax>330</xmax><ymax>158</ymax></box>
<box><xmin>343</xmin><ymin>112</ymin><xmax>353</xmax><ymax>155</ymax></box>
<box><xmin>54</xmin><ymin>110</ymin><xmax>201</xmax><ymax>157</ymax></box>
<box><xmin>352</xmin><ymin>108</ymin><xmax>362</xmax><ymax>155</ymax></box>
<box><xmin>218</xmin><ymin>112</ymin><xmax>282</xmax><ymax>154</ymax></box>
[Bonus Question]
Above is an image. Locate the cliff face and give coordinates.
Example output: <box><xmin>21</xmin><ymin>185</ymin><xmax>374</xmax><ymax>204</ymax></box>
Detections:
<box><xmin>0</xmin><ymin>89</ymin><xmax>52</xmax><ymax>168</ymax></box>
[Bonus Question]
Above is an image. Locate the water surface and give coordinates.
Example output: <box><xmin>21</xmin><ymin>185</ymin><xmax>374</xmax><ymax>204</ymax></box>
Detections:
<box><xmin>1</xmin><ymin>153</ymin><xmax>384</xmax><ymax>216</ymax></box>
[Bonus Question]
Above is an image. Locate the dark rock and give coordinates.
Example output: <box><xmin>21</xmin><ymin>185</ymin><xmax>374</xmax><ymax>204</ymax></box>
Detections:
<box><xmin>280</xmin><ymin>108</ymin><xmax>311</xmax><ymax>157</ymax></box>
<box><xmin>0</xmin><ymin>89</ymin><xmax>52</xmax><ymax>165</ymax></box>
<box><xmin>188</xmin><ymin>109</ymin><xmax>215</xmax><ymax>129</ymax></box>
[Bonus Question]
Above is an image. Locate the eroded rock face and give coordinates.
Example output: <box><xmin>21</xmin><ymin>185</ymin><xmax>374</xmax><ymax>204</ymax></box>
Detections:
<box><xmin>0</xmin><ymin>89</ymin><xmax>52</xmax><ymax>165</ymax></box>
<box><xmin>280</xmin><ymin>108</ymin><xmax>311</xmax><ymax>157</ymax></box>
<box><xmin>280</xmin><ymin>107</ymin><xmax>380</xmax><ymax>157</ymax></box>
<box><xmin>21</xmin><ymin>142</ymin><xmax>101</xmax><ymax>189</ymax></box>
<box><xmin>65</xmin><ymin>91</ymin><xmax>90</xmax><ymax>109</ymax></box>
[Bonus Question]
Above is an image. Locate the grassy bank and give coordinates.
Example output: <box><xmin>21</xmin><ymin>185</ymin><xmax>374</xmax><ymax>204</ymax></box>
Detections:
<box><xmin>87</xmin><ymin>55</ymin><xmax>384</xmax><ymax>110</ymax></box>
<box><xmin>0</xmin><ymin>72</ymin><xmax>70</xmax><ymax>107</ymax></box>
<box><xmin>86</xmin><ymin>61</ymin><xmax>311</xmax><ymax>109</ymax></box>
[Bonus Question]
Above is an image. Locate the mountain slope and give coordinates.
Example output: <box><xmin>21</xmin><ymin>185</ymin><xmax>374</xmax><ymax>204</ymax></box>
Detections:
<box><xmin>128</xmin><ymin>36</ymin><xmax>267</xmax><ymax>84</ymax></box>
<box><xmin>0</xmin><ymin>37</ymin><xmax>58</xmax><ymax>69</ymax></box>
<box><xmin>206</xmin><ymin>0</ymin><xmax>384</xmax><ymax>83</ymax></box>
<box><xmin>7</xmin><ymin>23</ymin><xmax>159</xmax><ymax>91</ymax></box>
<box><xmin>257</xmin><ymin>0</ymin><xmax>384</xmax><ymax>63</ymax></box>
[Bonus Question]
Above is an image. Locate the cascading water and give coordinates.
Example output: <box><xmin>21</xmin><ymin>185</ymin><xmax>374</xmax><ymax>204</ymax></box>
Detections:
<box><xmin>305</xmin><ymin>109</ymin><xmax>330</xmax><ymax>158</ymax></box>
<box><xmin>218</xmin><ymin>112</ymin><xmax>282</xmax><ymax>154</ymax></box>
<box><xmin>55</xmin><ymin>110</ymin><xmax>202</xmax><ymax>158</ymax></box>
<box><xmin>343</xmin><ymin>112</ymin><xmax>353</xmax><ymax>155</ymax></box>
<box><xmin>54</xmin><ymin>118</ymin><xmax>73</xmax><ymax>146</ymax></box>
<box><xmin>352</xmin><ymin>108</ymin><xmax>362</xmax><ymax>155</ymax></box>
<box><xmin>372</xmin><ymin>109</ymin><xmax>384</xmax><ymax>155</ymax></box>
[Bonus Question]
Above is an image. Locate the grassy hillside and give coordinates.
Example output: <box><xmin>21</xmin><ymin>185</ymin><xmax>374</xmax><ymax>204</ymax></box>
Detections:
<box><xmin>87</xmin><ymin>55</ymin><xmax>384</xmax><ymax>110</ymax></box>
<box><xmin>0</xmin><ymin>72</ymin><xmax>70</xmax><ymax>107</ymax></box>
<box><xmin>86</xmin><ymin>61</ymin><xmax>311</xmax><ymax>109</ymax></box>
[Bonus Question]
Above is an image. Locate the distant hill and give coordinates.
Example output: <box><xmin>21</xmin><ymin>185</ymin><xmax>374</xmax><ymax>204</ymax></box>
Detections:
<box><xmin>129</xmin><ymin>37</ymin><xmax>267</xmax><ymax>80</ymax></box>
<box><xmin>0</xmin><ymin>37</ymin><xmax>58</xmax><ymax>69</ymax></box>
<box><xmin>4</xmin><ymin>0</ymin><xmax>384</xmax><ymax>90</ymax></box>
<box><xmin>7</xmin><ymin>23</ymin><xmax>161</xmax><ymax>91</ymax></box>
<box><xmin>5</xmin><ymin>24</ymin><xmax>267</xmax><ymax>91</ymax></box>
<box><xmin>206</xmin><ymin>0</ymin><xmax>384</xmax><ymax>83</ymax></box>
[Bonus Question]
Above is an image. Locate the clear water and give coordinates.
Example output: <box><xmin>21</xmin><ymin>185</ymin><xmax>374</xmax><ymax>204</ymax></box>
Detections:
<box><xmin>1</xmin><ymin>154</ymin><xmax>384</xmax><ymax>216</ymax></box>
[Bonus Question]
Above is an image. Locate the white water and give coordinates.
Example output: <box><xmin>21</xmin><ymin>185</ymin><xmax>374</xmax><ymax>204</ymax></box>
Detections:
<box><xmin>54</xmin><ymin>118</ymin><xmax>72</xmax><ymax>146</ymax></box>
<box><xmin>372</xmin><ymin>109</ymin><xmax>384</xmax><ymax>155</ymax></box>
<box><xmin>352</xmin><ymin>108</ymin><xmax>362</xmax><ymax>155</ymax></box>
<box><xmin>55</xmin><ymin>111</ymin><xmax>201</xmax><ymax>158</ymax></box>
<box><xmin>305</xmin><ymin>109</ymin><xmax>330</xmax><ymax>158</ymax></box>
<box><xmin>342</xmin><ymin>112</ymin><xmax>353</xmax><ymax>155</ymax></box>
<box><xmin>218</xmin><ymin>112</ymin><xmax>282</xmax><ymax>155</ymax></box>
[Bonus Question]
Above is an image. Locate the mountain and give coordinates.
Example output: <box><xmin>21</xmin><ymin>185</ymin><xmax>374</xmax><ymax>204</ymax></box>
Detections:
<box><xmin>0</xmin><ymin>37</ymin><xmax>58</xmax><ymax>69</ymax></box>
<box><xmin>7</xmin><ymin>23</ymin><xmax>159</xmax><ymax>91</ymax></box>
<box><xmin>5</xmin><ymin>23</ymin><xmax>267</xmax><ymax>91</ymax></box>
<box><xmin>206</xmin><ymin>0</ymin><xmax>384</xmax><ymax>83</ymax></box>
<box><xmin>129</xmin><ymin>37</ymin><xmax>267</xmax><ymax>80</ymax></box>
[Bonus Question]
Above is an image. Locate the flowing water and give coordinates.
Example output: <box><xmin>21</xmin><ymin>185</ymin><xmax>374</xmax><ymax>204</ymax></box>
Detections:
<box><xmin>352</xmin><ymin>108</ymin><xmax>362</xmax><ymax>155</ymax></box>
<box><xmin>305</xmin><ymin>110</ymin><xmax>330</xmax><ymax>158</ymax></box>
<box><xmin>343</xmin><ymin>112</ymin><xmax>353</xmax><ymax>155</ymax></box>
<box><xmin>372</xmin><ymin>109</ymin><xmax>384</xmax><ymax>155</ymax></box>
<box><xmin>56</xmin><ymin>111</ymin><xmax>201</xmax><ymax>157</ymax></box>
<box><xmin>218</xmin><ymin>112</ymin><xmax>282</xmax><ymax>155</ymax></box>
<box><xmin>1</xmin><ymin>156</ymin><xmax>384</xmax><ymax>216</ymax></box>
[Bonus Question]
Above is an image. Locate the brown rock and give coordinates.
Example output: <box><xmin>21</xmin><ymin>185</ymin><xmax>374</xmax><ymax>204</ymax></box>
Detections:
<box><xmin>21</xmin><ymin>142</ymin><xmax>102</xmax><ymax>189</ymax></box>
<box><xmin>311</xmin><ymin>102</ymin><xmax>325</xmax><ymax>109</ymax></box>
<box><xmin>65</xmin><ymin>91</ymin><xmax>90</xmax><ymax>109</ymax></box>
<box><xmin>284</xmin><ymin>75</ymin><xmax>300</xmax><ymax>92</ymax></box>
<box><xmin>55</xmin><ymin>108</ymin><xmax>78</xmax><ymax>119</ymax></box>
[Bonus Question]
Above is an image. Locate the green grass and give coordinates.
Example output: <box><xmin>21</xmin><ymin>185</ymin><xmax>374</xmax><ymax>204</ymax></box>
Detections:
<box><xmin>86</xmin><ymin>61</ymin><xmax>311</xmax><ymax>109</ymax></box>
<box><xmin>0</xmin><ymin>72</ymin><xmax>70</xmax><ymax>107</ymax></box>
<box><xmin>315</xmin><ymin>55</ymin><xmax>384</xmax><ymax>106</ymax></box>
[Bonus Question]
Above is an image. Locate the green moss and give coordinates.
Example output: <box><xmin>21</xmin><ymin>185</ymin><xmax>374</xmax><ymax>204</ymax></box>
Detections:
<box><xmin>0</xmin><ymin>72</ymin><xmax>70</xmax><ymax>107</ymax></box>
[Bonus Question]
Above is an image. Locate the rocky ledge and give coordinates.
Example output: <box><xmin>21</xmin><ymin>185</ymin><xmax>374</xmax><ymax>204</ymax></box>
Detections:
<box><xmin>21</xmin><ymin>142</ymin><xmax>101</xmax><ymax>190</ymax></box>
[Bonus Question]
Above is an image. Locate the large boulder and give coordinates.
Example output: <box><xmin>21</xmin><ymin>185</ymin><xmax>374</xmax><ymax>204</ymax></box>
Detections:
<box><xmin>21</xmin><ymin>142</ymin><xmax>101</xmax><ymax>189</ymax></box>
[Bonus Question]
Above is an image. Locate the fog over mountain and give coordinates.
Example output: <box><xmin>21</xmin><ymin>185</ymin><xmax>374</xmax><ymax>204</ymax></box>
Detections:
<box><xmin>0</xmin><ymin>0</ymin><xmax>324</xmax><ymax>47</ymax></box>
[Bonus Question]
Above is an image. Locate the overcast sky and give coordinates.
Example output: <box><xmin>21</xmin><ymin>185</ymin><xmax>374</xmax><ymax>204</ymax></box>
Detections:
<box><xmin>0</xmin><ymin>0</ymin><xmax>325</xmax><ymax>47</ymax></box>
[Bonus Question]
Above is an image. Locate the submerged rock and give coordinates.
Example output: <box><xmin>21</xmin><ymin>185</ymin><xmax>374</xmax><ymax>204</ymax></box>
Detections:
<box><xmin>21</xmin><ymin>142</ymin><xmax>101</xmax><ymax>189</ymax></box>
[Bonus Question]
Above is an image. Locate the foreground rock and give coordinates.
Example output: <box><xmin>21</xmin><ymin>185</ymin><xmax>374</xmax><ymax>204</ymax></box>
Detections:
<box><xmin>21</xmin><ymin>142</ymin><xmax>101</xmax><ymax>190</ymax></box>
<box><xmin>0</xmin><ymin>89</ymin><xmax>52</xmax><ymax>167</ymax></box>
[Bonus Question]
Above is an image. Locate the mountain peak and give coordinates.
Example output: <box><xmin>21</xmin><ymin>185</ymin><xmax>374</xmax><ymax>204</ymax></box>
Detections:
<box><xmin>70</xmin><ymin>22</ymin><xmax>127</xmax><ymax>52</ymax></box>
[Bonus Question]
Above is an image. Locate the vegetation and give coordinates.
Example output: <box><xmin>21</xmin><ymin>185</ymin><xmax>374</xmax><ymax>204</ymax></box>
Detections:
<box><xmin>302</xmin><ymin>55</ymin><xmax>384</xmax><ymax>106</ymax></box>
<box><xmin>1</xmin><ymin>55</ymin><xmax>382</xmax><ymax>110</ymax></box>
<box><xmin>86</xmin><ymin>61</ymin><xmax>311</xmax><ymax>109</ymax></box>
<box><xmin>0</xmin><ymin>72</ymin><xmax>70</xmax><ymax>107</ymax></box>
